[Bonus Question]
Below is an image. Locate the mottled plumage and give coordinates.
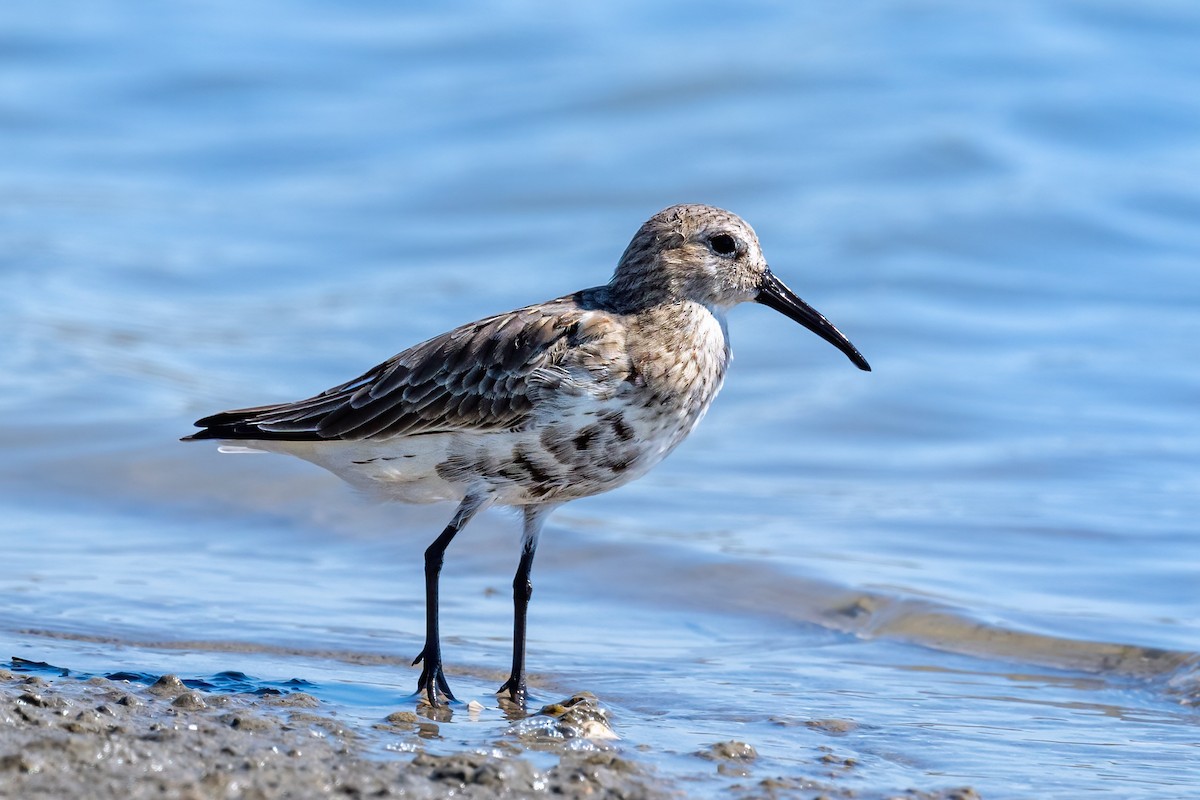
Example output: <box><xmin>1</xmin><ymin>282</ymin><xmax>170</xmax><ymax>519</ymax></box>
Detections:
<box><xmin>185</xmin><ymin>204</ymin><xmax>870</xmax><ymax>708</ymax></box>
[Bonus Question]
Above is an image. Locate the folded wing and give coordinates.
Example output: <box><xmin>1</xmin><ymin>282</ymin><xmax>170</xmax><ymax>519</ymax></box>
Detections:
<box><xmin>185</xmin><ymin>298</ymin><xmax>606</xmax><ymax>442</ymax></box>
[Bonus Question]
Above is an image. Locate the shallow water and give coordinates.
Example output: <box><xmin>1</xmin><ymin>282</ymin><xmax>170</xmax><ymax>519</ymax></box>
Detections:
<box><xmin>3</xmin><ymin>1</ymin><xmax>1199</xmax><ymax>797</ymax></box>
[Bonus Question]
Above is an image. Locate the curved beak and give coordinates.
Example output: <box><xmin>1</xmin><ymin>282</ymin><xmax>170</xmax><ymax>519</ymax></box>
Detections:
<box><xmin>756</xmin><ymin>270</ymin><xmax>871</xmax><ymax>371</ymax></box>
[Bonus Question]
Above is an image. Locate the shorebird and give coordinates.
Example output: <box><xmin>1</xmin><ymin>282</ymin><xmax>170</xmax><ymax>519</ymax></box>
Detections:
<box><xmin>184</xmin><ymin>204</ymin><xmax>870</xmax><ymax>709</ymax></box>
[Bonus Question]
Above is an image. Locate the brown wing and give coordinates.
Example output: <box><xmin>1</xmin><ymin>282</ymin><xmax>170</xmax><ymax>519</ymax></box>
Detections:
<box><xmin>186</xmin><ymin>297</ymin><xmax>600</xmax><ymax>442</ymax></box>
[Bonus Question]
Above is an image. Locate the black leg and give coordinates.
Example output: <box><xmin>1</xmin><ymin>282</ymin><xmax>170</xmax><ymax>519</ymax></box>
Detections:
<box><xmin>412</xmin><ymin>494</ymin><xmax>485</xmax><ymax>707</ymax></box>
<box><xmin>498</xmin><ymin>504</ymin><xmax>551</xmax><ymax>707</ymax></box>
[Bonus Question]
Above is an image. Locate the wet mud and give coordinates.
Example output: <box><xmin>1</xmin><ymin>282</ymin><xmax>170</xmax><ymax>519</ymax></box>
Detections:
<box><xmin>0</xmin><ymin>665</ymin><xmax>669</xmax><ymax>800</ymax></box>
<box><xmin>0</xmin><ymin>661</ymin><xmax>981</xmax><ymax>799</ymax></box>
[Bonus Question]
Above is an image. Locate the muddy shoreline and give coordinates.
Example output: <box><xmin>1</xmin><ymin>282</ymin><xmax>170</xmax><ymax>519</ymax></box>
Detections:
<box><xmin>0</xmin><ymin>663</ymin><xmax>982</xmax><ymax>799</ymax></box>
<box><xmin>0</xmin><ymin>665</ymin><xmax>672</xmax><ymax>799</ymax></box>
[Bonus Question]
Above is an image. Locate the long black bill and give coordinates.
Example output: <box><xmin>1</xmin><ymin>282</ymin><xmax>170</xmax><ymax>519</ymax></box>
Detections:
<box><xmin>756</xmin><ymin>270</ymin><xmax>871</xmax><ymax>371</ymax></box>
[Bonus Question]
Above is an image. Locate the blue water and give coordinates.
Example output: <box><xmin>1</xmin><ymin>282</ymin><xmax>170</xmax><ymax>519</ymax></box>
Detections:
<box><xmin>3</xmin><ymin>2</ymin><xmax>1199</xmax><ymax>797</ymax></box>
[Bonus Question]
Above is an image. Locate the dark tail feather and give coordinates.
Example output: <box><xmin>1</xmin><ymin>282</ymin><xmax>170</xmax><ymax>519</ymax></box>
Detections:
<box><xmin>182</xmin><ymin>404</ymin><xmax>323</xmax><ymax>442</ymax></box>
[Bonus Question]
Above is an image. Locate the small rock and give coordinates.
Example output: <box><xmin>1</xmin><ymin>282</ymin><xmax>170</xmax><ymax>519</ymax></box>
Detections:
<box><xmin>17</xmin><ymin>693</ymin><xmax>51</xmax><ymax>708</ymax></box>
<box><xmin>698</xmin><ymin>741</ymin><xmax>757</xmax><ymax>762</ymax></box>
<box><xmin>819</xmin><ymin>753</ymin><xmax>857</xmax><ymax>768</ymax></box>
<box><xmin>386</xmin><ymin>710</ymin><xmax>419</xmax><ymax>725</ymax></box>
<box><xmin>521</xmin><ymin>692</ymin><xmax>618</xmax><ymax>741</ymax></box>
<box><xmin>716</xmin><ymin>761</ymin><xmax>751</xmax><ymax>777</ymax></box>
<box><xmin>149</xmin><ymin>675</ymin><xmax>187</xmax><ymax>697</ymax></box>
<box><xmin>171</xmin><ymin>692</ymin><xmax>206</xmax><ymax>710</ymax></box>
<box><xmin>805</xmin><ymin>718</ymin><xmax>859</xmax><ymax>736</ymax></box>
<box><xmin>266</xmin><ymin>691</ymin><xmax>319</xmax><ymax>708</ymax></box>
<box><xmin>226</xmin><ymin>714</ymin><xmax>276</xmax><ymax>733</ymax></box>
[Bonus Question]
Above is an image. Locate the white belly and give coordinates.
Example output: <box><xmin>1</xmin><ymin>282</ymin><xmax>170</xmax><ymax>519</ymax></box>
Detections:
<box><xmin>238</xmin><ymin>436</ymin><xmax>464</xmax><ymax>504</ymax></box>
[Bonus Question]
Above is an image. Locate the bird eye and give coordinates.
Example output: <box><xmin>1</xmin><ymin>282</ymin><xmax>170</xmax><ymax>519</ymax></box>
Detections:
<box><xmin>709</xmin><ymin>233</ymin><xmax>738</xmax><ymax>257</ymax></box>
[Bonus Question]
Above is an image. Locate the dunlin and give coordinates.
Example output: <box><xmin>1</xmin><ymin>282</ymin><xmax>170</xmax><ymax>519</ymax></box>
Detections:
<box><xmin>185</xmin><ymin>204</ymin><xmax>870</xmax><ymax>708</ymax></box>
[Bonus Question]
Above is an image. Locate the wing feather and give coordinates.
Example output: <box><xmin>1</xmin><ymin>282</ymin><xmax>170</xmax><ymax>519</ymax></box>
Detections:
<box><xmin>184</xmin><ymin>295</ymin><xmax>618</xmax><ymax>442</ymax></box>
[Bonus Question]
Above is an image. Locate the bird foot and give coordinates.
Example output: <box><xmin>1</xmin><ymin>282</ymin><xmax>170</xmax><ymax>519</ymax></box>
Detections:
<box><xmin>413</xmin><ymin>647</ymin><xmax>456</xmax><ymax>707</ymax></box>
<box><xmin>496</xmin><ymin>675</ymin><xmax>527</xmax><ymax>709</ymax></box>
